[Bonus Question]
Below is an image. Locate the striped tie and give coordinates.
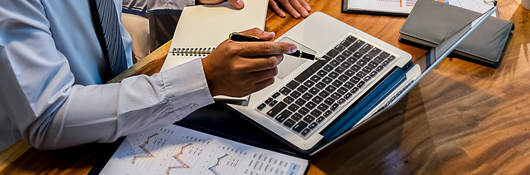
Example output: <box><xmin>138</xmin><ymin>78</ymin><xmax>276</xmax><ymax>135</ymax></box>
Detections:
<box><xmin>89</xmin><ymin>0</ymin><xmax>128</xmax><ymax>80</ymax></box>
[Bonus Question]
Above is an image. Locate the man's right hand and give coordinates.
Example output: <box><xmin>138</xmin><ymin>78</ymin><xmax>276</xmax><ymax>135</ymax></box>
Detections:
<box><xmin>202</xmin><ymin>28</ymin><xmax>297</xmax><ymax>97</ymax></box>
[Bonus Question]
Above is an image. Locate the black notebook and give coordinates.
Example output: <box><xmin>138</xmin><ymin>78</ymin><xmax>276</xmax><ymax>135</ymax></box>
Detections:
<box><xmin>399</xmin><ymin>0</ymin><xmax>513</xmax><ymax>68</ymax></box>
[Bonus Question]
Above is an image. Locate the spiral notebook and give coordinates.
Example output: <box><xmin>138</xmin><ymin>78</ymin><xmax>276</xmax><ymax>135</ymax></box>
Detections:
<box><xmin>160</xmin><ymin>0</ymin><xmax>268</xmax><ymax>105</ymax></box>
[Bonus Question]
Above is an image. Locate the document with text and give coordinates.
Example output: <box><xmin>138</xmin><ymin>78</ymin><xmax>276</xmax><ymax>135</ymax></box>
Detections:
<box><xmin>100</xmin><ymin>125</ymin><xmax>309</xmax><ymax>175</ymax></box>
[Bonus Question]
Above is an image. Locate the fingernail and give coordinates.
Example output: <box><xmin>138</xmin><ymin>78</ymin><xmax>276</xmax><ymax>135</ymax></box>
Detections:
<box><xmin>288</xmin><ymin>45</ymin><xmax>297</xmax><ymax>53</ymax></box>
<box><xmin>280</xmin><ymin>12</ymin><xmax>286</xmax><ymax>17</ymax></box>
<box><xmin>294</xmin><ymin>12</ymin><xmax>300</xmax><ymax>18</ymax></box>
<box><xmin>302</xmin><ymin>10</ymin><xmax>309</xmax><ymax>17</ymax></box>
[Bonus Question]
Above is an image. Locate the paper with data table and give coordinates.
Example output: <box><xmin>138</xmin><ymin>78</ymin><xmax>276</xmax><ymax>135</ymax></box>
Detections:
<box><xmin>100</xmin><ymin>125</ymin><xmax>308</xmax><ymax>175</ymax></box>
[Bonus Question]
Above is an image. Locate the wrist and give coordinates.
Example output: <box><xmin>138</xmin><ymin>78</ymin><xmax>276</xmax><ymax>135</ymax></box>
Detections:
<box><xmin>201</xmin><ymin>58</ymin><xmax>218</xmax><ymax>96</ymax></box>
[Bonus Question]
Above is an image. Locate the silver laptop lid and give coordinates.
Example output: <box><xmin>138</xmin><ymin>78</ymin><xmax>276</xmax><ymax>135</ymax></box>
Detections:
<box><xmin>389</xmin><ymin>4</ymin><xmax>498</xmax><ymax>106</ymax></box>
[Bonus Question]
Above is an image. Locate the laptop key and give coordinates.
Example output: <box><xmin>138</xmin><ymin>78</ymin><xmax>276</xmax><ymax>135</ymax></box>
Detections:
<box><xmin>379</xmin><ymin>52</ymin><xmax>390</xmax><ymax>58</ymax></box>
<box><xmin>356</xmin><ymin>72</ymin><xmax>366</xmax><ymax>78</ymax></box>
<box><xmin>279</xmin><ymin>87</ymin><xmax>291</xmax><ymax>95</ymax></box>
<box><xmin>324</xmin><ymin>98</ymin><xmax>334</xmax><ymax>105</ymax></box>
<box><xmin>318</xmin><ymin>91</ymin><xmax>330</xmax><ymax>98</ymax></box>
<box><xmin>338</xmin><ymin>75</ymin><xmax>349</xmax><ymax>82</ymax></box>
<box><xmin>275</xmin><ymin>110</ymin><xmax>291</xmax><ymax>122</ymax></box>
<box><xmin>316</xmin><ymin>117</ymin><xmax>325</xmax><ymax>123</ymax></box>
<box><xmin>315</xmin><ymin>82</ymin><xmax>326</xmax><ymax>89</ymax></box>
<box><xmin>334</xmin><ymin>66</ymin><xmax>346</xmax><ymax>73</ymax></box>
<box><xmin>269</xmin><ymin>100</ymin><xmax>278</xmax><ymax>106</ymax></box>
<box><xmin>288</xmin><ymin>104</ymin><xmax>300</xmax><ymax>112</ymax></box>
<box><xmin>360</xmin><ymin>44</ymin><xmax>373</xmax><ymax>53</ymax></box>
<box><xmin>376</xmin><ymin>65</ymin><xmax>384</xmax><ymax>71</ymax></box>
<box><xmin>357</xmin><ymin>60</ymin><xmax>367</xmax><ymax>66</ymax></box>
<box><xmin>310</xmin><ymin>75</ymin><xmax>321</xmax><ymax>82</ymax></box>
<box><xmin>368</xmin><ymin>61</ymin><xmax>378</xmax><ymax>69</ymax></box>
<box><xmin>338</xmin><ymin>98</ymin><xmax>346</xmax><ymax>104</ymax></box>
<box><xmin>301</xmin><ymin>93</ymin><xmax>313</xmax><ymax>101</ymax></box>
<box><xmin>301</xmin><ymin>128</ymin><xmax>311</xmax><ymax>136</ymax></box>
<box><xmin>368</xmin><ymin>48</ymin><xmax>381</xmax><ymax>57</ymax></box>
<box><xmin>341</xmin><ymin>50</ymin><xmax>353</xmax><ymax>58</ymax></box>
<box><xmin>326</xmin><ymin>49</ymin><xmax>340</xmax><ymax>58</ymax></box>
<box><xmin>331</xmin><ymin>103</ymin><xmax>339</xmax><ymax>111</ymax></box>
<box><xmin>299</xmin><ymin>107</ymin><xmax>310</xmax><ymax>115</ymax></box>
<box><xmin>292</xmin><ymin>122</ymin><xmax>308</xmax><ymax>133</ymax></box>
<box><xmin>343</xmin><ymin>82</ymin><xmax>354</xmax><ymax>89</ymax></box>
<box><xmin>362</xmin><ymin>67</ymin><xmax>372</xmax><ymax>74</ymax></box>
<box><xmin>388</xmin><ymin>55</ymin><xmax>396</xmax><ymax>61</ymax></box>
<box><xmin>340</xmin><ymin>39</ymin><xmax>352</xmax><ymax>47</ymax></box>
<box><xmin>312</xmin><ymin>96</ymin><xmax>323</xmax><ymax>103</ymax></box>
<box><xmin>265</xmin><ymin>98</ymin><xmax>273</xmax><ymax>104</ymax></box>
<box><xmin>322</xmin><ymin>77</ymin><xmax>332</xmax><ymax>84</ymax></box>
<box><xmin>344</xmin><ymin>70</ymin><xmax>355</xmax><ymax>77</ymax></box>
<box><xmin>344</xmin><ymin>93</ymin><xmax>353</xmax><ymax>100</ymax></box>
<box><xmin>257</xmin><ymin>103</ymin><xmax>266</xmax><ymax>111</ymax></box>
<box><xmin>331</xmin><ymin>93</ymin><xmax>341</xmax><ymax>100</ymax></box>
<box><xmin>272</xmin><ymin>92</ymin><xmax>281</xmax><ymax>98</ymax></box>
<box><xmin>290</xmin><ymin>91</ymin><xmax>302</xmax><ymax>98</ymax></box>
<box><xmin>325</xmin><ymin>86</ymin><xmax>337</xmax><ymax>93</ymax></box>
<box><xmin>374</xmin><ymin>56</ymin><xmax>385</xmax><ymax>64</ymax></box>
<box><xmin>363</xmin><ymin>76</ymin><xmax>372</xmax><ymax>81</ymax></box>
<box><xmin>340</xmin><ymin>62</ymin><xmax>351</xmax><ymax>69</ymax></box>
<box><xmin>337</xmin><ymin>87</ymin><xmax>348</xmax><ymax>94</ymax></box>
<box><xmin>323</xmin><ymin>65</ymin><xmax>334</xmax><ymax>72</ymax></box>
<box><xmin>336</xmin><ymin>55</ymin><xmax>346</xmax><ymax>62</ymax></box>
<box><xmin>350</xmin><ymin>77</ymin><xmax>360</xmax><ymax>84</ymax></box>
<box><xmin>310</xmin><ymin>109</ymin><xmax>322</xmax><ymax>116</ymax></box>
<box><xmin>266</xmin><ymin>102</ymin><xmax>287</xmax><ymax>117</ymax></box>
<box><xmin>324</xmin><ymin>110</ymin><xmax>332</xmax><ymax>117</ymax></box>
<box><xmin>303</xmin><ymin>80</ymin><xmax>315</xmax><ymax>87</ymax></box>
<box><xmin>370</xmin><ymin>71</ymin><xmax>378</xmax><ymax>77</ymax></box>
<box><xmin>357</xmin><ymin>81</ymin><xmax>365</xmax><ymax>87</ymax></box>
<box><xmin>305</xmin><ymin>102</ymin><xmax>316</xmax><ymax>109</ymax></box>
<box><xmin>332</xmin><ymin>80</ymin><xmax>343</xmax><ymax>87</ymax></box>
<box><xmin>295</xmin><ymin>98</ymin><xmax>306</xmax><ymax>106</ymax></box>
<box><xmin>328</xmin><ymin>72</ymin><xmax>339</xmax><ymax>79</ymax></box>
<box><xmin>309</xmin><ymin>87</ymin><xmax>320</xmax><ymax>95</ymax></box>
<box><xmin>317</xmin><ymin>70</ymin><xmax>328</xmax><ymax>77</ymax></box>
<box><xmin>283</xmin><ymin>119</ymin><xmax>296</xmax><ymax>128</ymax></box>
<box><xmin>286</xmin><ymin>80</ymin><xmax>300</xmax><ymax>89</ymax></box>
<box><xmin>308</xmin><ymin>122</ymin><xmax>318</xmax><ymax>129</ymax></box>
<box><xmin>303</xmin><ymin>116</ymin><xmax>315</xmax><ymax>123</ymax></box>
<box><xmin>335</xmin><ymin>44</ymin><xmax>346</xmax><ymax>51</ymax></box>
<box><xmin>317</xmin><ymin>103</ymin><xmax>329</xmax><ymax>112</ymax></box>
<box><xmin>346</xmin><ymin>35</ymin><xmax>357</xmax><ymax>43</ymax></box>
<box><xmin>291</xmin><ymin>113</ymin><xmax>303</xmax><ymax>121</ymax></box>
<box><xmin>294</xmin><ymin>61</ymin><xmax>326</xmax><ymax>82</ymax></box>
<box><xmin>329</xmin><ymin>60</ymin><xmax>339</xmax><ymax>67</ymax></box>
<box><xmin>351</xmin><ymin>87</ymin><xmax>359</xmax><ymax>93</ymax></box>
<box><xmin>297</xmin><ymin>85</ymin><xmax>308</xmax><ymax>92</ymax></box>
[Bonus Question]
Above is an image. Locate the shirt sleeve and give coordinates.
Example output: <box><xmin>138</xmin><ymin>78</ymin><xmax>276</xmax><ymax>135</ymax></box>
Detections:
<box><xmin>0</xmin><ymin>0</ymin><xmax>214</xmax><ymax>150</ymax></box>
<box><xmin>122</xmin><ymin>0</ymin><xmax>195</xmax><ymax>15</ymax></box>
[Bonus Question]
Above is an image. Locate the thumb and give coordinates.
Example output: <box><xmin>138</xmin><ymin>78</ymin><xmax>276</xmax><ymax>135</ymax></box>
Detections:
<box><xmin>228</xmin><ymin>0</ymin><xmax>244</xmax><ymax>9</ymax></box>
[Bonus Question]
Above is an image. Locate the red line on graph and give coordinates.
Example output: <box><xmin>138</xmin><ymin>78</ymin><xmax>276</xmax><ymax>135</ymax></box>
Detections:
<box><xmin>400</xmin><ymin>0</ymin><xmax>403</xmax><ymax>7</ymax></box>
<box><xmin>166</xmin><ymin>143</ymin><xmax>192</xmax><ymax>175</ymax></box>
<box><xmin>131</xmin><ymin>133</ymin><xmax>158</xmax><ymax>164</ymax></box>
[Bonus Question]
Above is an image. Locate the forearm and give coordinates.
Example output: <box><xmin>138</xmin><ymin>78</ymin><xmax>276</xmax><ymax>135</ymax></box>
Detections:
<box><xmin>24</xmin><ymin>59</ymin><xmax>214</xmax><ymax>150</ymax></box>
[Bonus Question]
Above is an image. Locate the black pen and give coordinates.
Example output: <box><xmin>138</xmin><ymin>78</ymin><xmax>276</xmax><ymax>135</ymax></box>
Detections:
<box><xmin>229</xmin><ymin>32</ymin><xmax>325</xmax><ymax>61</ymax></box>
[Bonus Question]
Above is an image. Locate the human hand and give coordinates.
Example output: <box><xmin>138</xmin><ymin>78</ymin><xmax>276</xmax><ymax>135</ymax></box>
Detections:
<box><xmin>269</xmin><ymin>0</ymin><xmax>311</xmax><ymax>18</ymax></box>
<box><xmin>197</xmin><ymin>0</ymin><xmax>244</xmax><ymax>9</ymax></box>
<box><xmin>202</xmin><ymin>28</ymin><xmax>297</xmax><ymax>97</ymax></box>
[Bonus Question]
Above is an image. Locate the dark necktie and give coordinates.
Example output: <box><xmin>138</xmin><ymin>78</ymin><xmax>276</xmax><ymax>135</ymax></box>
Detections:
<box><xmin>89</xmin><ymin>0</ymin><xmax>128</xmax><ymax>80</ymax></box>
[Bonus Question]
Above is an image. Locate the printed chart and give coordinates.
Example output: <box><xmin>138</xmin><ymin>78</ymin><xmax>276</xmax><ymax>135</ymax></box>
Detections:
<box><xmin>100</xmin><ymin>125</ymin><xmax>308</xmax><ymax>175</ymax></box>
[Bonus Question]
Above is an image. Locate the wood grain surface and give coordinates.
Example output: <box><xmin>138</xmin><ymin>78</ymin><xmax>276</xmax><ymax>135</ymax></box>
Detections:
<box><xmin>1</xmin><ymin>0</ymin><xmax>529</xmax><ymax>174</ymax></box>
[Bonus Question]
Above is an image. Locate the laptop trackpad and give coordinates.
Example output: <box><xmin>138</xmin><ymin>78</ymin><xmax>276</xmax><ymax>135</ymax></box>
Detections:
<box><xmin>277</xmin><ymin>37</ymin><xmax>317</xmax><ymax>79</ymax></box>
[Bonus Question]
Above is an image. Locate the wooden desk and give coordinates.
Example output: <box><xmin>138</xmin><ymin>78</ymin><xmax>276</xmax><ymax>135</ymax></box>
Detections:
<box><xmin>1</xmin><ymin>0</ymin><xmax>529</xmax><ymax>174</ymax></box>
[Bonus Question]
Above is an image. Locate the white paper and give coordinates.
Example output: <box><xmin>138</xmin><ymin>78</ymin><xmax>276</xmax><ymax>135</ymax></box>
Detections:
<box><xmin>347</xmin><ymin>0</ymin><xmax>495</xmax><ymax>15</ymax></box>
<box><xmin>100</xmin><ymin>125</ymin><xmax>309</xmax><ymax>175</ymax></box>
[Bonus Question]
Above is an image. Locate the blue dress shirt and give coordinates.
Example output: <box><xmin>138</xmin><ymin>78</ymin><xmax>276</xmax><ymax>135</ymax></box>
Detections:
<box><xmin>0</xmin><ymin>0</ymin><xmax>214</xmax><ymax>150</ymax></box>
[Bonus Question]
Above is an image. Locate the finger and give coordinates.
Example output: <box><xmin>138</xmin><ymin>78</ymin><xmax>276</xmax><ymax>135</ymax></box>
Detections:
<box><xmin>228</xmin><ymin>0</ymin><xmax>244</xmax><ymax>9</ymax></box>
<box><xmin>253</xmin><ymin>78</ymin><xmax>275</xmax><ymax>92</ymax></box>
<box><xmin>289</xmin><ymin>0</ymin><xmax>309</xmax><ymax>17</ymax></box>
<box><xmin>269</xmin><ymin>0</ymin><xmax>286</xmax><ymax>17</ymax></box>
<box><xmin>243</xmin><ymin>55</ymin><xmax>283</xmax><ymax>72</ymax></box>
<box><xmin>239</xmin><ymin>28</ymin><xmax>275</xmax><ymax>41</ymax></box>
<box><xmin>250</xmin><ymin>67</ymin><xmax>279</xmax><ymax>83</ymax></box>
<box><xmin>234</xmin><ymin>42</ymin><xmax>297</xmax><ymax>57</ymax></box>
<box><xmin>298</xmin><ymin>0</ymin><xmax>311</xmax><ymax>11</ymax></box>
<box><xmin>279</xmin><ymin>0</ymin><xmax>301</xmax><ymax>18</ymax></box>
<box><xmin>198</xmin><ymin>0</ymin><xmax>225</xmax><ymax>4</ymax></box>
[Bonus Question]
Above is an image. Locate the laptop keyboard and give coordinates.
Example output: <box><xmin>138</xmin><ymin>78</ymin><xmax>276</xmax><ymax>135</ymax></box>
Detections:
<box><xmin>256</xmin><ymin>35</ymin><xmax>396</xmax><ymax>138</ymax></box>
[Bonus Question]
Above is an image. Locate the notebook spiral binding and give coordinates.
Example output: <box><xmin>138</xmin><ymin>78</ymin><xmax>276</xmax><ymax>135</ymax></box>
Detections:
<box><xmin>170</xmin><ymin>47</ymin><xmax>216</xmax><ymax>57</ymax></box>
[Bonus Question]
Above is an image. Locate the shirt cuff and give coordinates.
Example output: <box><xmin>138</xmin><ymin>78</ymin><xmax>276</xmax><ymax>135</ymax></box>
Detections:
<box><xmin>159</xmin><ymin>58</ymin><xmax>214</xmax><ymax>119</ymax></box>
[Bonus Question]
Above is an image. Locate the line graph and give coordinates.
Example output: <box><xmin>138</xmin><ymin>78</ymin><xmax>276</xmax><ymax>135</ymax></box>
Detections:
<box><xmin>166</xmin><ymin>143</ymin><xmax>192</xmax><ymax>175</ymax></box>
<box><xmin>209</xmin><ymin>154</ymin><xmax>229</xmax><ymax>175</ymax></box>
<box><xmin>131</xmin><ymin>133</ymin><xmax>158</xmax><ymax>164</ymax></box>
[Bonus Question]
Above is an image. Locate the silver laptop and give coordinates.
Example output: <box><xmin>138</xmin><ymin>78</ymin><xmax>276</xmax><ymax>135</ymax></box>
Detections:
<box><xmin>229</xmin><ymin>6</ymin><xmax>496</xmax><ymax>154</ymax></box>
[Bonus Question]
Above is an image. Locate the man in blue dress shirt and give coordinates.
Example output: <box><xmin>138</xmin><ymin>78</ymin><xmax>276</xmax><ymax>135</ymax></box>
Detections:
<box><xmin>0</xmin><ymin>0</ymin><xmax>311</xmax><ymax>151</ymax></box>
